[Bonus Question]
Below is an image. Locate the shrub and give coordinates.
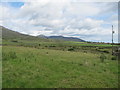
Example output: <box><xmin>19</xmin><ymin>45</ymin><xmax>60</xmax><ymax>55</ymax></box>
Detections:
<box><xmin>9</xmin><ymin>51</ymin><xmax>17</xmax><ymax>59</ymax></box>
<box><xmin>49</xmin><ymin>45</ymin><xmax>56</xmax><ymax>47</ymax></box>
<box><xmin>111</xmin><ymin>56</ymin><xmax>117</xmax><ymax>60</ymax></box>
<box><xmin>102</xmin><ymin>50</ymin><xmax>109</xmax><ymax>53</ymax></box>
<box><xmin>45</xmin><ymin>46</ymin><xmax>48</xmax><ymax>47</ymax></box>
<box><xmin>2</xmin><ymin>51</ymin><xmax>17</xmax><ymax>61</ymax></box>
<box><xmin>68</xmin><ymin>48</ymin><xmax>74</xmax><ymax>51</ymax></box>
<box><xmin>11</xmin><ymin>40</ymin><xmax>18</xmax><ymax>42</ymax></box>
<box><xmin>100</xmin><ymin>54</ymin><xmax>106</xmax><ymax>62</ymax></box>
<box><xmin>2</xmin><ymin>52</ymin><xmax>8</xmax><ymax>61</ymax></box>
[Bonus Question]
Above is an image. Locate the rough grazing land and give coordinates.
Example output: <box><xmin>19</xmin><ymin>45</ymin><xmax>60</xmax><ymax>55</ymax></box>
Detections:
<box><xmin>2</xmin><ymin>46</ymin><xmax>118</xmax><ymax>88</ymax></box>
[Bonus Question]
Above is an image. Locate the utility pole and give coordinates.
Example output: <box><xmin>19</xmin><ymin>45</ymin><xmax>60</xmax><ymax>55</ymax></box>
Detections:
<box><xmin>112</xmin><ymin>25</ymin><xmax>114</xmax><ymax>55</ymax></box>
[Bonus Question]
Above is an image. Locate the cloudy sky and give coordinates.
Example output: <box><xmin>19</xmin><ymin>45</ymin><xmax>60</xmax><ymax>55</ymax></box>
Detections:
<box><xmin>0</xmin><ymin>0</ymin><xmax>119</xmax><ymax>42</ymax></box>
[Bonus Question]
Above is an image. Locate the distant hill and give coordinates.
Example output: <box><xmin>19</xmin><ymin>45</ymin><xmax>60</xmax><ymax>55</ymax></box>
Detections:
<box><xmin>1</xmin><ymin>26</ymin><xmax>85</xmax><ymax>42</ymax></box>
<box><xmin>37</xmin><ymin>34</ymin><xmax>48</xmax><ymax>38</ymax></box>
<box><xmin>37</xmin><ymin>35</ymin><xmax>85</xmax><ymax>42</ymax></box>
<box><xmin>1</xmin><ymin>26</ymin><xmax>50</xmax><ymax>41</ymax></box>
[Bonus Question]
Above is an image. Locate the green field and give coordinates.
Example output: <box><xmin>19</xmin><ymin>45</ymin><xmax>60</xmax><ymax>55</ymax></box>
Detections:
<box><xmin>2</xmin><ymin>44</ymin><xmax>118</xmax><ymax>88</ymax></box>
<box><xmin>1</xmin><ymin>26</ymin><xmax>119</xmax><ymax>88</ymax></box>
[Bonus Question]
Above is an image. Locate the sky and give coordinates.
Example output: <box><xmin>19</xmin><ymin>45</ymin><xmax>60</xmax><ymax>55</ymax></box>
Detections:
<box><xmin>0</xmin><ymin>0</ymin><xmax>119</xmax><ymax>43</ymax></box>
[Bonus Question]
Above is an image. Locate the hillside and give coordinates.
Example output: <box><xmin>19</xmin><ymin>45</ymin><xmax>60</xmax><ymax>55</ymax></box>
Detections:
<box><xmin>37</xmin><ymin>35</ymin><xmax>85</xmax><ymax>42</ymax></box>
<box><xmin>1</xmin><ymin>26</ymin><xmax>85</xmax><ymax>42</ymax></box>
<box><xmin>1</xmin><ymin>26</ymin><xmax>50</xmax><ymax>41</ymax></box>
<box><xmin>48</xmin><ymin>36</ymin><xmax>85</xmax><ymax>42</ymax></box>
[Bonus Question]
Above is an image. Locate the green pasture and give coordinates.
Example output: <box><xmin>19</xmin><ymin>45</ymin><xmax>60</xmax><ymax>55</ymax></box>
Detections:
<box><xmin>2</xmin><ymin>46</ymin><xmax>118</xmax><ymax>88</ymax></box>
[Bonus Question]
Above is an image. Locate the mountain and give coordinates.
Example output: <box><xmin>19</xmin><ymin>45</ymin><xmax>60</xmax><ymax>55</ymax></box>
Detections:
<box><xmin>1</xmin><ymin>26</ymin><xmax>37</xmax><ymax>40</ymax></box>
<box><xmin>1</xmin><ymin>26</ymin><xmax>50</xmax><ymax>41</ymax></box>
<box><xmin>37</xmin><ymin>35</ymin><xmax>85</xmax><ymax>42</ymax></box>
<box><xmin>48</xmin><ymin>36</ymin><xmax>85</xmax><ymax>42</ymax></box>
<box><xmin>37</xmin><ymin>34</ymin><xmax>48</xmax><ymax>38</ymax></box>
<box><xmin>1</xmin><ymin>26</ymin><xmax>85</xmax><ymax>42</ymax></box>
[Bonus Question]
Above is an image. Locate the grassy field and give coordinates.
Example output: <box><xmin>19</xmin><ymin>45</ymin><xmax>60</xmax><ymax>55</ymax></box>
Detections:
<box><xmin>2</xmin><ymin>45</ymin><xmax>118</xmax><ymax>88</ymax></box>
<box><xmin>1</xmin><ymin>27</ymin><xmax>119</xmax><ymax>88</ymax></box>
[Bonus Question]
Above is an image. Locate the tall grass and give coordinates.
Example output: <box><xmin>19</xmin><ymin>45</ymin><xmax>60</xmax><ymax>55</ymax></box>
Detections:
<box><xmin>2</xmin><ymin>46</ymin><xmax>118</xmax><ymax>88</ymax></box>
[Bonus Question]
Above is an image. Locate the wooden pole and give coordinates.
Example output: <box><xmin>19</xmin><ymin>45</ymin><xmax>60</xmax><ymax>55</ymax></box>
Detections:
<box><xmin>112</xmin><ymin>25</ymin><xmax>113</xmax><ymax>55</ymax></box>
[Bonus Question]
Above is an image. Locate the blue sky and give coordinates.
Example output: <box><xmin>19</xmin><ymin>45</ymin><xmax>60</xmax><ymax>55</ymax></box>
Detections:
<box><xmin>7</xmin><ymin>2</ymin><xmax>24</xmax><ymax>8</ymax></box>
<box><xmin>0</xmin><ymin>0</ymin><xmax>118</xmax><ymax>43</ymax></box>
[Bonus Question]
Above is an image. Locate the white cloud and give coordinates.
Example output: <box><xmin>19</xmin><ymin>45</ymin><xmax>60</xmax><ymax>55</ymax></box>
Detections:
<box><xmin>69</xmin><ymin>18</ymin><xmax>104</xmax><ymax>30</ymax></box>
<box><xmin>29</xmin><ymin>30</ymin><xmax>53</xmax><ymax>36</ymax></box>
<box><xmin>1</xmin><ymin>0</ymin><xmax>119</xmax><ymax>2</ymax></box>
<box><xmin>0</xmin><ymin>0</ymin><xmax>118</xmax><ymax>42</ymax></box>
